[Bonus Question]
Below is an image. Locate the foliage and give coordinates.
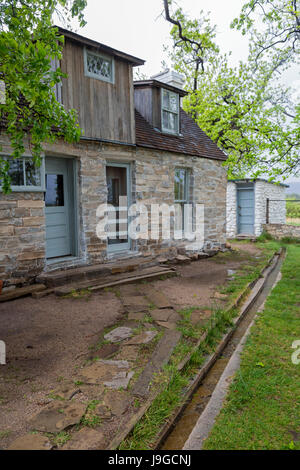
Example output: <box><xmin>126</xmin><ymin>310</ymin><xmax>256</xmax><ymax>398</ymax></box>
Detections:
<box><xmin>0</xmin><ymin>0</ymin><xmax>87</xmax><ymax>193</ymax></box>
<box><xmin>163</xmin><ymin>0</ymin><xmax>300</xmax><ymax>180</ymax></box>
<box><xmin>232</xmin><ymin>0</ymin><xmax>300</xmax><ymax>65</ymax></box>
<box><xmin>286</xmin><ymin>199</ymin><xmax>300</xmax><ymax>218</ymax></box>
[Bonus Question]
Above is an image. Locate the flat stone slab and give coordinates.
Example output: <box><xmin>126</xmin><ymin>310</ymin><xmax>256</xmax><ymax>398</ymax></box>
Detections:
<box><xmin>28</xmin><ymin>402</ymin><xmax>87</xmax><ymax>433</ymax></box>
<box><xmin>150</xmin><ymin>309</ymin><xmax>180</xmax><ymax>322</ymax></box>
<box><xmin>63</xmin><ymin>428</ymin><xmax>106</xmax><ymax>450</ymax></box>
<box><xmin>8</xmin><ymin>434</ymin><xmax>53</xmax><ymax>450</ymax></box>
<box><xmin>104</xmin><ymin>327</ymin><xmax>133</xmax><ymax>343</ymax></box>
<box><xmin>104</xmin><ymin>370</ymin><xmax>134</xmax><ymax>390</ymax></box>
<box><xmin>103</xmin><ymin>390</ymin><xmax>130</xmax><ymax>416</ymax></box>
<box><xmin>80</xmin><ymin>360</ymin><xmax>130</xmax><ymax>385</ymax></box>
<box><xmin>114</xmin><ymin>345</ymin><xmax>140</xmax><ymax>361</ymax></box>
<box><xmin>142</xmin><ymin>288</ymin><xmax>172</xmax><ymax>309</ymax></box>
<box><xmin>122</xmin><ymin>296</ymin><xmax>150</xmax><ymax>312</ymax></box>
<box><xmin>156</xmin><ymin>321</ymin><xmax>177</xmax><ymax>330</ymax></box>
<box><xmin>127</xmin><ymin>330</ymin><xmax>157</xmax><ymax>345</ymax></box>
<box><xmin>132</xmin><ymin>330</ymin><xmax>182</xmax><ymax>398</ymax></box>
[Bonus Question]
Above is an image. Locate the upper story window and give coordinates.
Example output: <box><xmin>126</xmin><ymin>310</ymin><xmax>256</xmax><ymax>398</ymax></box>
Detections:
<box><xmin>0</xmin><ymin>156</ymin><xmax>45</xmax><ymax>192</ymax></box>
<box><xmin>161</xmin><ymin>88</ymin><xmax>179</xmax><ymax>135</ymax></box>
<box><xmin>84</xmin><ymin>48</ymin><xmax>114</xmax><ymax>84</ymax></box>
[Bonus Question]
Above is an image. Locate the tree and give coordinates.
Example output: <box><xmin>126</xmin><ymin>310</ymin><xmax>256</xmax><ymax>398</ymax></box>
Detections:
<box><xmin>232</xmin><ymin>0</ymin><xmax>300</xmax><ymax>65</ymax></box>
<box><xmin>163</xmin><ymin>0</ymin><xmax>300</xmax><ymax>180</ymax></box>
<box><xmin>0</xmin><ymin>0</ymin><xmax>87</xmax><ymax>193</ymax></box>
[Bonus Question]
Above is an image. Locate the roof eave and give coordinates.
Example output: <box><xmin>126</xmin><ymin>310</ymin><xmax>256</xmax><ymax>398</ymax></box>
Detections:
<box><xmin>134</xmin><ymin>79</ymin><xmax>188</xmax><ymax>97</ymax></box>
<box><xmin>56</xmin><ymin>26</ymin><xmax>145</xmax><ymax>66</ymax></box>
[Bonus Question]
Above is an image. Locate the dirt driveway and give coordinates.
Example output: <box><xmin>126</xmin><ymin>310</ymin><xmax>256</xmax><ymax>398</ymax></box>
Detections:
<box><xmin>0</xmin><ymin>242</ymin><xmax>262</xmax><ymax>449</ymax></box>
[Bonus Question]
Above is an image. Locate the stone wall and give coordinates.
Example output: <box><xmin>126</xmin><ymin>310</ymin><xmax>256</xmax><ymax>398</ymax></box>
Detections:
<box><xmin>263</xmin><ymin>223</ymin><xmax>300</xmax><ymax>240</ymax></box>
<box><xmin>0</xmin><ymin>193</ymin><xmax>45</xmax><ymax>285</ymax></box>
<box><xmin>254</xmin><ymin>180</ymin><xmax>286</xmax><ymax>236</ymax></box>
<box><xmin>226</xmin><ymin>182</ymin><xmax>237</xmax><ymax>238</ymax></box>
<box><xmin>0</xmin><ymin>133</ymin><xmax>227</xmax><ymax>286</ymax></box>
<box><xmin>134</xmin><ymin>147</ymin><xmax>227</xmax><ymax>257</ymax></box>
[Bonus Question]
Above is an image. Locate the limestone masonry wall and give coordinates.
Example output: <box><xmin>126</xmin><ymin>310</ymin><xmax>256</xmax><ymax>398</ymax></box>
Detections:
<box><xmin>226</xmin><ymin>182</ymin><xmax>237</xmax><ymax>238</ymax></box>
<box><xmin>254</xmin><ymin>180</ymin><xmax>286</xmax><ymax>236</ymax></box>
<box><xmin>0</xmin><ymin>133</ymin><xmax>227</xmax><ymax>286</ymax></box>
<box><xmin>263</xmin><ymin>223</ymin><xmax>300</xmax><ymax>240</ymax></box>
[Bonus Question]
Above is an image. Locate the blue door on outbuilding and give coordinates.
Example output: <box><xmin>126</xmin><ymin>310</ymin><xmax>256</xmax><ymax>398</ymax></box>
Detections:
<box><xmin>237</xmin><ymin>184</ymin><xmax>255</xmax><ymax>234</ymax></box>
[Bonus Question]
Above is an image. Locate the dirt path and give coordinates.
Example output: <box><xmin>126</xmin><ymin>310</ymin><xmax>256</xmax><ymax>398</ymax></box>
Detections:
<box><xmin>0</xmin><ymin>242</ymin><xmax>263</xmax><ymax>449</ymax></box>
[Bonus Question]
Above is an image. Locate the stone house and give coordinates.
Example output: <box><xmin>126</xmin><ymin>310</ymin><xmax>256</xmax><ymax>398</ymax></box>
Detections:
<box><xmin>0</xmin><ymin>28</ymin><xmax>227</xmax><ymax>287</ymax></box>
<box><xmin>226</xmin><ymin>178</ymin><xmax>288</xmax><ymax>238</ymax></box>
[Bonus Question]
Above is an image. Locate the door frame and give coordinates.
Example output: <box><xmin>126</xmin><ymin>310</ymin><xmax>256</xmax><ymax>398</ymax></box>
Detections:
<box><xmin>236</xmin><ymin>183</ymin><xmax>255</xmax><ymax>235</ymax></box>
<box><xmin>45</xmin><ymin>156</ymin><xmax>78</xmax><ymax>262</ymax></box>
<box><xmin>106</xmin><ymin>161</ymin><xmax>131</xmax><ymax>253</ymax></box>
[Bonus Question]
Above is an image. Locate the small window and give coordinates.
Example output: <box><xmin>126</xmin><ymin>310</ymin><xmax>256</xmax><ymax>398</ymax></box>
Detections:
<box><xmin>0</xmin><ymin>156</ymin><xmax>45</xmax><ymax>192</ymax></box>
<box><xmin>84</xmin><ymin>48</ymin><xmax>114</xmax><ymax>83</ymax></box>
<box><xmin>161</xmin><ymin>88</ymin><xmax>179</xmax><ymax>134</ymax></box>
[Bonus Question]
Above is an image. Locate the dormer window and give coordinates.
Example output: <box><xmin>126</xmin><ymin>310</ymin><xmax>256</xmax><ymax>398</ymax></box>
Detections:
<box><xmin>161</xmin><ymin>88</ymin><xmax>179</xmax><ymax>135</ymax></box>
<box><xmin>84</xmin><ymin>48</ymin><xmax>114</xmax><ymax>84</ymax></box>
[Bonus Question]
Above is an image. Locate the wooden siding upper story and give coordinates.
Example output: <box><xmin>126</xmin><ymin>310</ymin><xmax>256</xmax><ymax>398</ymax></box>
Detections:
<box><xmin>60</xmin><ymin>32</ymin><xmax>144</xmax><ymax>145</ymax></box>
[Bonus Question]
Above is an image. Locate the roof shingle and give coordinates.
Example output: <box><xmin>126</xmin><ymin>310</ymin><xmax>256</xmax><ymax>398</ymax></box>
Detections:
<box><xmin>135</xmin><ymin>109</ymin><xmax>227</xmax><ymax>161</ymax></box>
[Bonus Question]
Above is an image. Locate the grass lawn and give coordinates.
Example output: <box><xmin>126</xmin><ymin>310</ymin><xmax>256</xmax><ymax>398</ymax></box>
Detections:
<box><xmin>203</xmin><ymin>244</ymin><xmax>300</xmax><ymax>450</ymax></box>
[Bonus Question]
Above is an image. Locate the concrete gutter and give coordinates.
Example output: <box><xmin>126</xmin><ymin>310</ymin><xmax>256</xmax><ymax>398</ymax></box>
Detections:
<box><xmin>183</xmin><ymin>266</ymin><xmax>284</xmax><ymax>450</ymax></box>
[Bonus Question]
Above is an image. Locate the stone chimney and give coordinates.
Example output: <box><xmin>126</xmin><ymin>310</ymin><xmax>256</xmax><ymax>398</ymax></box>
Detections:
<box><xmin>150</xmin><ymin>69</ymin><xmax>185</xmax><ymax>90</ymax></box>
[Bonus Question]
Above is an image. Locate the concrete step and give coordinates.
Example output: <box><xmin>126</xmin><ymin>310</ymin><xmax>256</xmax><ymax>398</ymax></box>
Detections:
<box><xmin>36</xmin><ymin>257</ymin><xmax>155</xmax><ymax>288</ymax></box>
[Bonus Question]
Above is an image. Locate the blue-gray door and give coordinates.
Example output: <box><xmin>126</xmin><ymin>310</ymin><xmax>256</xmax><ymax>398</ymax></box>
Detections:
<box><xmin>45</xmin><ymin>157</ymin><xmax>74</xmax><ymax>259</ymax></box>
<box><xmin>237</xmin><ymin>185</ymin><xmax>254</xmax><ymax>234</ymax></box>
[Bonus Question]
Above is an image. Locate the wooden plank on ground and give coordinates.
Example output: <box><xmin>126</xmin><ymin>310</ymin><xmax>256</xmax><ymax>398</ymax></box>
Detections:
<box><xmin>0</xmin><ymin>284</ymin><xmax>46</xmax><ymax>302</ymax></box>
<box><xmin>54</xmin><ymin>270</ymin><xmax>177</xmax><ymax>296</ymax></box>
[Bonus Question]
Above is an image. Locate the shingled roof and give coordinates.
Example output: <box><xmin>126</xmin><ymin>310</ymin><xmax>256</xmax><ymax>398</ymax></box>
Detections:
<box><xmin>135</xmin><ymin>109</ymin><xmax>227</xmax><ymax>161</ymax></box>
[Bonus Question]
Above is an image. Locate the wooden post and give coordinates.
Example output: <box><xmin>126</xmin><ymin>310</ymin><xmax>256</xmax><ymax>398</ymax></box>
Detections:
<box><xmin>266</xmin><ymin>198</ymin><xmax>269</xmax><ymax>224</ymax></box>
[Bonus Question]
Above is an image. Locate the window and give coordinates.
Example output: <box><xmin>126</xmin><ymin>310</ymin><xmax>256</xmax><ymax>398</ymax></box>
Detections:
<box><xmin>161</xmin><ymin>88</ymin><xmax>179</xmax><ymax>134</ymax></box>
<box><xmin>0</xmin><ymin>156</ymin><xmax>45</xmax><ymax>191</ymax></box>
<box><xmin>84</xmin><ymin>48</ymin><xmax>114</xmax><ymax>83</ymax></box>
<box><xmin>174</xmin><ymin>168</ymin><xmax>189</xmax><ymax>234</ymax></box>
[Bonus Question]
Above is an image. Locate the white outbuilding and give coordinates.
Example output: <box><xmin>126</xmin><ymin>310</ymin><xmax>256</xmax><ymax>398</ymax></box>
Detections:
<box><xmin>226</xmin><ymin>179</ymin><xmax>288</xmax><ymax>238</ymax></box>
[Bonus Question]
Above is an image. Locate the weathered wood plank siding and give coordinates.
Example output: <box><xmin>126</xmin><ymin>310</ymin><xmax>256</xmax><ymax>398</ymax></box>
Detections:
<box><xmin>61</xmin><ymin>39</ymin><xmax>135</xmax><ymax>144</ymax></box>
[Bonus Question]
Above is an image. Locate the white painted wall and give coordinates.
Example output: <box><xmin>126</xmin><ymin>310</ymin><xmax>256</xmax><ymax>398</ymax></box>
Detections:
<box><xmin>254</xmin><ymin>181</ymin><xmax>286</xmax><ymax>236</ymax></box>
<box><xmin>226</xmin><ymin>181</ymin><xmax>237</xmax><ymax>238</ymax></box>
<box><xmin>226</xmin><ymin>180</ymin><xmax>286</xmax><ymax>238</ymax></box>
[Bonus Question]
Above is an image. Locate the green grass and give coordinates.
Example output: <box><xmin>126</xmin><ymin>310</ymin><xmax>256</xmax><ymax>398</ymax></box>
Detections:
<box><xmin>203</xmin><ymin>244</ymin><xmax>300</xmax><ymax>450</ymax></box>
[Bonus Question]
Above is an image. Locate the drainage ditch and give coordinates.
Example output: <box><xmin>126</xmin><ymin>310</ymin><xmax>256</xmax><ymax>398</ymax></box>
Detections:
<box><xmin>159</xmin><ymin>251</ymin><xmax>285</xmax><ymax>450</ymax></box>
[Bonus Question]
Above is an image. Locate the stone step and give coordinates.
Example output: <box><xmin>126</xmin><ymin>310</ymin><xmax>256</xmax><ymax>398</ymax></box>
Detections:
<box><xmin>37</xmin><ymin>257</ymin><xmax>155</xmax><ymax>288</ymax></box>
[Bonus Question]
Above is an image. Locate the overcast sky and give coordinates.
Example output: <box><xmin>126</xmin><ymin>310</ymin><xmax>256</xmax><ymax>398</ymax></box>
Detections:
<box><xmin>62</xmin><ymin>0</ymin><xmax>299</xmax><ymax>185</ymax></box>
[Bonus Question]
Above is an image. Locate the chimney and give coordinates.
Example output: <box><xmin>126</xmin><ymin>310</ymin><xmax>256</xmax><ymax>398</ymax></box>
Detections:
<box><xmin>150</xmin><ymin>69</ymin><xmax>185</xmax><ymax>90</ymax></box>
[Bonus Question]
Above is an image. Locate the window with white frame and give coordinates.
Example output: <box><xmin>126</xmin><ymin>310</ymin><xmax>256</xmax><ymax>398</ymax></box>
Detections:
<box><xmin>174</xmin><ymin>168</ymin><xmax>189</xmax><ymax>234</ymax></box>
<box><xmin>84</xmin><ymin>48</ymin><xmax>114</xmax><ymax>83</ymax></box>
<box><xmin>161</xmin><ymin>88</ymin><xmax>179</xmax><ymax>134</ymax></box>
<box><xmin>0</xmin><ymin>156</ymin><xmax>45</xmax><ymax>191</ymax></box>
